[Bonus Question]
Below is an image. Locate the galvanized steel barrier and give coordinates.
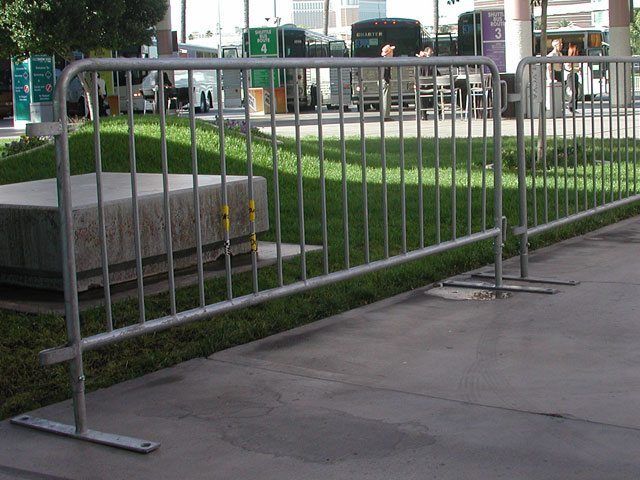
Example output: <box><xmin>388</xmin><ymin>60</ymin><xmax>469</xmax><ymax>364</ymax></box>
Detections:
<box><xmin>509</xmin><ymin>56</ymin><xmax>640</xmax><ymax>285</ymax></box>
<box><xmin>11</xmin><ymin>55</ymin><xmax>511</xmax><ymax>452</ymax></box>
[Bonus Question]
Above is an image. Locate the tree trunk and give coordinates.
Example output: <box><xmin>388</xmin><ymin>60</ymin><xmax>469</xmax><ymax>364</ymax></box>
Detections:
<box><xmin>536</xmin><ymin>0</ymin><xmax>548</xmax><ymax>164</ymax></box>
<box><xmin>434</xmin><ymin>0</ymin><xmax>439</xmax><ymax>38</ymax></box>
<box><xmin>244</xmin><ymin>0</ymin><xmax>249</xmax><ymax>32</ymax></box>
<box><xmin>78</xmin><ymin>72</ymin><xmax>97</xmax><ymax>121</ymax></box>
<box><xmin>181</xmin><ymin>0</ymin><xmax>187</xmax><ymax>44</ymax></box>
<box><xmin>323</xmin><ymin>0</ymin><xmax>330</xmax><ymax>36</ymax></box>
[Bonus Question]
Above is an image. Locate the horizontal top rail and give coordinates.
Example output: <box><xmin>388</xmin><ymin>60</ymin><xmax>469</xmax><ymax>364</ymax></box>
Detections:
<box><xmin>515</xmin><ymin>55</ymin><xmax>639</xmax><ymax>81</ymax></box>
<box><xmin>55</xmin><ymin>56</ymin><xmax>500</xmax><ymax>100</ymax></box>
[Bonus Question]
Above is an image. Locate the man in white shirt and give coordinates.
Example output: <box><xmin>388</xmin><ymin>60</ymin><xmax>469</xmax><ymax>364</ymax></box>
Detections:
<box><xmin>547</xmin><ymin>38</ymin><xmax>564</xmax><ymax>84</ymax></box>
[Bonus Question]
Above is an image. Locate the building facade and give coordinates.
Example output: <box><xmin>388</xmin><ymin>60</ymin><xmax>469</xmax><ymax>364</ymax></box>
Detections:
<box><xmin>291</xmin><ymin>0</ymin><xmax>387</xmax><ymax>31</ymax></box>
<box><xmin>292</xmin><ymin>0</ymin><xmax>326</xmax><ymax>29</ymax></box>
<box><xmin>472</xmin><ymin>0</ymin><xmax>609</xmax><ymax>29</ymax></box>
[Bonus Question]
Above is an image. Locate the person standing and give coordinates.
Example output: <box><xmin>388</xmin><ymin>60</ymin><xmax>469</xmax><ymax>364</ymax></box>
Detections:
<box><xmin>565</xmin><ymin>43</ymin><xmax>581</xmax><ymax>111</ymax></box>
<box><xmin>381</xmin><ymin>44</ymin><xmax>395</xmax><ymax>121</ymax></box>
<box><xmin>547</xmin><ymin>38</ymin><xmax>564</xmax><ymax>84</ymax></box>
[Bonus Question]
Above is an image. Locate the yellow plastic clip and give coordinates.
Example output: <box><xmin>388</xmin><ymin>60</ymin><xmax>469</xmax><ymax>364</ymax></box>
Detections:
<box><xmin>222</xmin><ymin>204</ymin><xmax>230</xmax><ymax>232</ymax></box>
<box><xmin>248</xmin><ymin>199</ymin><xmax>256</xmax><ymax>222</ymax></box>
<box><xmin>250</xmin><ymin>233</ymin><xmax>258</xmax><ymax>252</ymax></box>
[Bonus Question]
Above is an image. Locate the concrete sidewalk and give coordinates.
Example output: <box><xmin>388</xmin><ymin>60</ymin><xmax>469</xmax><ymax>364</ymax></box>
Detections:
<box><xmin>0</xmin><ymin>119</ymin><xmax>23</xmax><ymax>140</ymax></box>
<box><xmin>1</xmin><ymin>217</ymin><xmax>640</xmax><ymax>479</ymax></box>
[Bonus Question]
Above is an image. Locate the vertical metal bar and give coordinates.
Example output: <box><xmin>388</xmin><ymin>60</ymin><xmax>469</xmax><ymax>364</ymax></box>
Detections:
<box><xmin>490</xmin><ymin>63</ymin><xmax>503</xmax><ymax>289</ymax></box>
<box><xmin>242</xmin><ymin>69</ymin><xmax>259</xmax><ymax>292</ymax></box>
<box><xmin>55</xmin><ymin>74</ymin><xmax>88</xmax><ymax>435</ymax></box>
<box><xmin>187</xmin><ymin>70</ymin><xmax>205</xmax><ymax>307</ymax></box>
<box><xmin>379</xmin><ymin>67</ymin><xmax>389</xmax><ymax>259</ymax></box>
<box><xmin>157</xmin><ymin>70</ymin><xmax>177</xmax><ymax>315</ymax></box>
<box><xmin>516</xmin><ymin>63</ymin><xmax>529</xmax><ymax>279</ymax></box>
<box><xmin>616</xmin><ymin>62</ymin><xmax>622</xmax><ymax>200</ymax></box>
<box><xmin>624</xmin><ymin>62</ymin><xmax>629</xmax><ymax>197</ymax></box>
<box><xmin>480</xmin><ymin>66</ymin><xmax>488</xmax><ymax>231</ymax></box>
<box><xmin>529</xmin><ymin>65</ymin><xmax>537</xmax><ymax>226</ymax></box>
<box><xmin>358</xmin><ymin>67</ymin><xmax>370</xmax><ymax>263</ymax></box>
<box><xmin>126</xmin><ymin>71</ymin><xmax>146</xmax><ymax>323</ymax></box>
<box><xmin>590</xmin><ymin>61</ymin><xmax>596</xmax><ymax>209</ymax></box>
<box><xmin>293</xmin><ymin>71</ymin><xmax>307</xmax><ymax>279</ymax></box>
<box><xmin>338</xmin><ymin>68</ymin><xmax>350</xmax><ymax>268</ymax></box>
<box><xmin>433</xmin><ymin>66</ymin><xmax>441</xmax><ymax>244</ymax></box>
<box><xmin>450</xmin><ymin>66</ymin><xmax>457</xmax><ymax>241</ymax></box>
<box><xmin>561</xmin><ymin>69</ymin><xmax>569</xmax><ymax>217</ymax></box>
<box><xmin>551</xmin><ymin>70</ymin><xmax>559</xmax><ymax>219</ymax></box>
<box><xmin>216</xmin><ymin>70</ymin><xmax>233</xmax><ymax>299</ymax></box>
<box><xmin>609</xmin><ymin>62</ymin><xmax>615</xmax><ymax>204</ymax></box>
<box><xmin>541</xmin><ymin>63</ymin><xmax>549</xmax><ymax>224</ymax></box>
<box><xmin>465</xmin><ymin>65</ymin><xmax>472</xmax><ymax>236</ymax></box>
<box><xmin>570</xmin><ymin>68</ymin><xmax>578</xmax><ymax>212</ymax></box>
<box><xmin>269</xmin><ymin>69</ymin><xmax>284</xmax><ymax>286</ymax></box>
<box><xmin>398</xmin><ymin>66</ymin><xmax>407</xmax><ymax>253</ymax></box>
<box><xmin>600</xmin><ymin>61</ymin><xmax>605</xmax><ymax>206</ymax></box>
<box><xmin>315</xmin><ymin>67</ymin><xmax>329</xmax><ymax>275</ymax></box>
<box><xmin>634</xmin><ymin>61</ymin><xmax>637</xmax><ymax>195</ymax></box>
<box><xmin>580</xmin><ymin>63</ymin><xmax>587</xmax><ymax>211</ymax></box>
<box><xmin>91</xmin><ymin>71</ymin><xmax>113</xmax><ymax>331</ymax></box>
<box><xmin>414</xmin><ymin>66</ymin><xmax>424</xmax><ymax>249</ymax></box>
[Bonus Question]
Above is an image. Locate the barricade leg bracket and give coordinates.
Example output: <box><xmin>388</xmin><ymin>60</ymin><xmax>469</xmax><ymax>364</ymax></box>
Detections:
<box><xmin>442</xmin><ymin>280</ymin><xmax>558</xmax><ymax>295</ymax></box>
<box><xmin>11</xmin><ymin>415</ymin><xmax>160</xmax><ymax>454</ymax></box>
<box><xmin>471</xmin><ymin>271</ymin><xmax>579</xmax><ymax>286</ymax></box>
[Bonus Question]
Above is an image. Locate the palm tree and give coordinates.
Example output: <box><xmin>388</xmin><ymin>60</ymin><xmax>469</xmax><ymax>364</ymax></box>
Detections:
<box><xmin>244</xmin><ymin>0</ymin><xmax>249</xmax><ymax>32</ymax></box>
<box><xmin>434</xmin><ymin>0</ymin><xmax>439</xmax><ymax>38</ymax></box>
<box><xmin>181</xmin><ymin>0</ymin><xmax>187</xmax><ymax>43</ymax></box>
<box><xmin>532</xmin><ymin>0</ymin><xmax>549</xmax><ymax>162</ymax></box>
<box><xmin>323</xmin><ymin>0</ymin><xmax>330</xmax><ymax>36</ymax></box>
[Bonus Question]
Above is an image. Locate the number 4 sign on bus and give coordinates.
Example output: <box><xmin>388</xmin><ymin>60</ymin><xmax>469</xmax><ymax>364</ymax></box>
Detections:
<box><xmin>248</xmin><ymin>27</ymin><xmax>280</xmax><ymax>89</ymax></box>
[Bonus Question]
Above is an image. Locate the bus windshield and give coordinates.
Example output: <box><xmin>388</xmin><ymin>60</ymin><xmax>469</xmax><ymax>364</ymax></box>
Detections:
<box><xmin>352</xmin><ymin>19</ymin><xmax>424</xmax><ymax>57</ymax></box>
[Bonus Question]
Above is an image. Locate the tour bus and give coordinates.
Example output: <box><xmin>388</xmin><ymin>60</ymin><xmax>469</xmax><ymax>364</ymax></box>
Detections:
<box><xmin>431</xmin><ymin>32</ymin><xmax>457</xmax><ymax>56</ymax></box>
<box><xmin>243</xmin><ymin>24</ymin><xmax>348</xmax><ymax>110</ymax></box>
<box><xmin>534</xmin><ymin>27</ymin><xmax>609</xmax><ymax>98</ymax></box>
<box><xmin>116</xmin><ymin>42</ymin><xmax>218</xmax><ymax>113</ymax></box>
<box><xmin>304</xmin><ymin>28</ymin><xmax>350</xmax><ymax>110</ymax></box>
<box><xmin>350</xmin><ymin>17</ymin><xmax>429</xmax><ymax>109</ymax></box>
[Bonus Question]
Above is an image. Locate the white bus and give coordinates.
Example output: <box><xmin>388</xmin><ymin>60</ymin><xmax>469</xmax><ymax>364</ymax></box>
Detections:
<box><xmin>534</xmin><ymin>27</ymin><xmax>609</xmax><ymax>99</ymax></box>
<box><xmin>116</xmin><ymin>42</ymin><xmax>218</xmax><ymax>113</ymax></box>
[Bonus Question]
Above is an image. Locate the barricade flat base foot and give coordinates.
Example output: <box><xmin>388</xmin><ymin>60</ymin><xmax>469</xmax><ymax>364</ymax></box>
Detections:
<box><xmin>471</xmin><ymin>272</ymin><xmax>579</xmax><ymax>286</ymax></box>
<box><xmin>10</xmin><ymin>415</ymin><xmax>159</xmax><ymax>453</ymax></box>
<box><xmin>442</xmin><ymin>280</ymin><xmax>558</xmax><ymax>295</ymax></box>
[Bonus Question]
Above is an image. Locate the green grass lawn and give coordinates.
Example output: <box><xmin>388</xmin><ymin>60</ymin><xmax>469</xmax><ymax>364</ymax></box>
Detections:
<box><xmin>1</xmin><ymin>115</ymin><xmax>639</xmax><ymax>419</ymax></box>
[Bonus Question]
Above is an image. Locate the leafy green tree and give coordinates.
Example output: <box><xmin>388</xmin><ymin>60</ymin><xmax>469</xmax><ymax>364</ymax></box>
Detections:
<box><xmin>631</xmin><ymin>9</ymin><xmax>640</xmax><ymax>55</ymax></box>
<box><xmin>0</xmin><ymin>0</ymin><xmax>168</xmax><ymax>118</ymax></box>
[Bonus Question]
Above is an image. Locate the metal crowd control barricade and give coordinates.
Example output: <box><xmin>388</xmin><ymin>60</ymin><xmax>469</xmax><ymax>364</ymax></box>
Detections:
<box><xmin>505</xmin><ymin>55</ymin><xmax>640</xmax><ymax>285</ymax></box>
<box><xmin>12</xmin><ymin>55</ymin><xmax>512</xmax><ymax>452</ymax></box>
